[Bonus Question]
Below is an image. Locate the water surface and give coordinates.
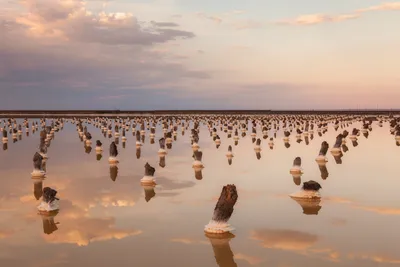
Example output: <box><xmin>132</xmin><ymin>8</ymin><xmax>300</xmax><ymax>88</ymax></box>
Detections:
<box><xmin>0</xmin><ymin>117</ymin><xmax>399</xmax><ymax>267</ymax></box>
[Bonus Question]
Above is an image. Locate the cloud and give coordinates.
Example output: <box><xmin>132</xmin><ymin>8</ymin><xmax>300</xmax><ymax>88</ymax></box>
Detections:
<box><xmin>196</xmin><ymin>12</ymin><xmax>222</xmax><ymax>24</ymax></box>
<box><xmin>0</xmin><ymin>0</ymin><xmax>213</xmax><ymax>109</ymax></box>
<box><xmin>276</xmin><ymin>13</ymin><xmax>359</xmax><ymax>26</ymax></box>
<box><xmin>15</xmin><ymin>0</ymin><xmax>195</xmax><ymax>44</ymax></box>
<box><xmin>233</xmin><ymin>20</ymin><xmax>265</xmax><ymax>30</ymax></box>
<box><xmin>275</xmin><ymin>2</ymin><xmax>400</xmax><ymax>26</ymax></box>
<box><xmin>150</xmin><ymin>21</ymin><xmax>180</xmax><ymax>27</ymax></box>
<box><xmin>194</xmin><ymin>11</ymin><xmax>263</xmax><ymax>30</ymax></box>
<box><xmin>357</xmin><ymin>2</ymin><xmax>400</xmax><ymax>12</ymax></box>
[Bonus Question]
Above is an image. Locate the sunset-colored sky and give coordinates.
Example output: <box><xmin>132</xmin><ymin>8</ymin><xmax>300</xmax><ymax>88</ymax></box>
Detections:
<box><xmin>1</xmin><ymin>0</ymin><xmax>400</xmax><ymax>109</ymax></box>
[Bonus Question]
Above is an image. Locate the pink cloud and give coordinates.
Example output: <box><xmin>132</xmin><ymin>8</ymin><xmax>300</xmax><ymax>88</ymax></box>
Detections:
<box><xmin>276</xmin><ymin>13</ymin><xmax>359</xmax><ymax>26</ymax></box>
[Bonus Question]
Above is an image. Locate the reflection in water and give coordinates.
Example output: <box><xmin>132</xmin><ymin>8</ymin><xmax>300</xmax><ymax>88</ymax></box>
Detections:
<box><xmin>352</xmin><ymin>140</ymin><xmax>359</xmax><ymax>147</ymax></box>
<box><xmin>292</xmin><ymin>175</ymin><xmax>301</xmax><ymax>186</ymax></box>
<box><xmin>41</xmin><ymin>211</ymin><xmax>60</xmax><ymax>235</ymax></box>
<box><xmin>110</xmin><ymin>165</ymin><xmax>118</xmax><ymax>181</ymax></box>
<box><xmin>143</xmin><ymin>185</ymin><xmax>156</xmax><ymax>202</ymax></box>
<box><xmin>136</xmin><ymin>147</ymin><xmax>141</xmax><ymax>159</ymax></box>
<box><xmin>194</xmin><ymin>167</ymin><xmax>203</xmax><ymax>180</ymax></box>
<box><xmin>291</xmin><ymin>197</ymin><xmax>322</xmax><ymax>215</ymax></box>
<box><xmin>159</xmin><ymin>155</ymin><xmax>166</xmax><ymax>168</ymax></box>
<box><xmin>205</xmin><ymin>232</ymin><xmax>238</xmax><ymax>267</ymax></box>
<box><xmin>333</xmin><ymin>152</ymin><xmax>343</xmax><ymax>164</ymax></box>
<box><xmin>33</xmin><ymin>179</ymin><xmax>44</xmax><ymax>200</ymax></box>
<box><xmin>318</xmin><ymin>163</ymin><xmax>329</xmax><ymax>180</ymax></box>
<box><xmin>342</xmin><ymin>144</ymin><xmax>349</xmax><ymax>153</ymax></box>
<box><xmin>41</xmin><ymin>160</ymin><xmax>47</xmax><ymax>172</ymax></box>
<box><xmin>85</xmin><ymin>145</ymin><xmax>92</xmax><ymax>154</ymax></box>
<box><xmin>1</xmin><ymin>117</ymin><xmax>400</xmax><ymax>267</ymax></box>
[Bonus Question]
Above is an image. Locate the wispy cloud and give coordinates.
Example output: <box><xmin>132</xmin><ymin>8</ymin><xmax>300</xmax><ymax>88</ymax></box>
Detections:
<box><xmin>276</xmin><ymin>13</ymin><xmax>359</xmax><ymax>26</ymax></box>
<box><xmin>150</xmin><ymin>21</ymin><xmax>180</xmax><ymax>27</ymax></box>
<box><xmin>357</xmin><ymin>2</ymin><xmax>400</xmax><ymax>12</ymax></box>
<box><xmin>231</xmin><ymin>10</ymin><xmax>246</xmax><ymax>15</ymax></box>
<box><xmin>276</xmin><ymin>2</ymin><xmax>400</xmax><ymax>26</ymax></box>
<box><xmin>233</xmin><ymin>20</ymin><xmax>265</xmax><ymax>30</ymax></box>
<box><xmin>196</xmin><ymin>12</ymin><xmax>223</xmax><ymax>24</ymax></box>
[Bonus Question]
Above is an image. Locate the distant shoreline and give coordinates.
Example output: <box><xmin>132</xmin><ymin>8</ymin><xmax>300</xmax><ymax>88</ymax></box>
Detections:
<box><xmin>0</xmin><ymin>109</ymin><xmax>399</xmax><ymax>117</ymax></box>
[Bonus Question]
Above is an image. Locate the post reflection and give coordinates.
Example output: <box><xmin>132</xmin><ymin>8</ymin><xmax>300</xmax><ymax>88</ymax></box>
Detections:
<box><xmin>41</xmin><ymin>211</ymin><xmax>60</xmax><ymax>235</ymax></box>
<box><xmin>205</xmin><ymin>232</ymin><xmax>238</xmax><ymax>267</ymax></box>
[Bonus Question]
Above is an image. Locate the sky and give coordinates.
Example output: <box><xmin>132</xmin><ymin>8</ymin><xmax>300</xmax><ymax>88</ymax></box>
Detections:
<box><xmin>1</xmin><ymin>0</ymin><xmax>400</xmax><ymax>110</ymax></box>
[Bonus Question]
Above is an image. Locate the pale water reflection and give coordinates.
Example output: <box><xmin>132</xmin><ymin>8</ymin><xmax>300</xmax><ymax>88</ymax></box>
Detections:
<box><xmin>0</xmin><ymin>116</ymin><xmax>400</xmax><ymax>266</ymax></box>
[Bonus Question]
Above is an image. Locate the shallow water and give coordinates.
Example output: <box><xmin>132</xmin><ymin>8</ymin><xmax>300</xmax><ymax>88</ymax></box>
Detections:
<box><xmin>1</xmin><ymin>117</ymin><xmax>400</xmax><ymax>267</ymax></box>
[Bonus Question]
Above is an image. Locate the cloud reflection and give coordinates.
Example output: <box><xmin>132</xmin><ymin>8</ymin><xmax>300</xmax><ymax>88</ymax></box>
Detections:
<box><xmin>43</xmin><ymin>199</ymin><xmax>142</xmax><ymax>246</ymax></box>
<box><xmin>251</xmin><ymin>229</ymin><xmax>318</xmax><ymax>251</ymax></box>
